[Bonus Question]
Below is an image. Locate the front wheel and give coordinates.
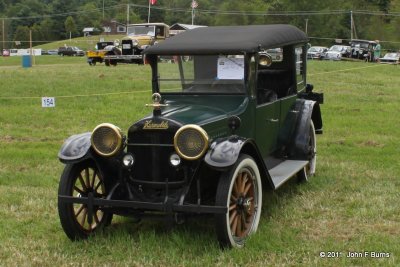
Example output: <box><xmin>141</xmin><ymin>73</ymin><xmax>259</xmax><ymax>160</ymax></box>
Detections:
<box><xmin>297</xmin><ymin>120</ymin><xmax>317</xmax><ymax>182</ymax></box>
<box><xmin>58</xmin><ymin>161</ymin><xmax>112</xmax><ymax>240</ymax></box>
<box><xmin>215</xmin><ymin>154</ymin><xmax>262</xmax><ymax>248</ymax></box>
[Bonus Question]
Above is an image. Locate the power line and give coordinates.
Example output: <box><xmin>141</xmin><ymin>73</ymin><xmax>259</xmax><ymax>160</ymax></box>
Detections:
<box><xmin>3</xmin><ymin>6</ymin><xmax>400</xmax><ymax>21</ymax></box>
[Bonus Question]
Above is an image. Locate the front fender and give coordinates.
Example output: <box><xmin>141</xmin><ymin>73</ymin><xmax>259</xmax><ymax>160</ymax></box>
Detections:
<box><xmin>58</xmin><ymin>132</ymin><xmax>91</xmax><ymax>163</ymax></box>
<box><xmin>205</xmin><ymin>136</ymin><xmax>274</xmax><ymax>189</ymax></box>
<box><xmin>204</xmin><ymin>136</ymin><xmax>247</xmax><ymax>169</ymax></box>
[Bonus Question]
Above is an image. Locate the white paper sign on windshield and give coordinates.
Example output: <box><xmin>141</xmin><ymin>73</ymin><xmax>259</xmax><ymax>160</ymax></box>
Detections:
<box><xmin>217</xmin><ymin>57</ymin><xmax>244</xmax><ymax>80</ymax></box>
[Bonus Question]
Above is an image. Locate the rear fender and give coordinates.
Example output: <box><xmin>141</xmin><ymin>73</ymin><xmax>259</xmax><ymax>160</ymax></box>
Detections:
<box><xmin>290</xmin><ymin>99</ymin><xmax>316</xmax><ymax>159</ymax></box>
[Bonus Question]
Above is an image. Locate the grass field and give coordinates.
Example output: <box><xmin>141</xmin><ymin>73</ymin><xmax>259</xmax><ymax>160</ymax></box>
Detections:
<box><xmin>0</xmin><ymin>57</ymin><xmax>399</xmax><ymax>266</ymax></box>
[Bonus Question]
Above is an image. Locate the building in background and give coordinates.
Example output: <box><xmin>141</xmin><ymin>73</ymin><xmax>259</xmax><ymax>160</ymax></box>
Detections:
<box><xmin>169</xmin><ymin>23</ymin><xmax>206</xmax><ymax>36</ymax></box>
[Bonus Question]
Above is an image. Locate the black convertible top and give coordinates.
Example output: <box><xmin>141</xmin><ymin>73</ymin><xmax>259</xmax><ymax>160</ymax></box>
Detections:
<box><xmin>144</xmin><ymin>24</ymin><xmax>308</xmax><ymax>55</ymax></box>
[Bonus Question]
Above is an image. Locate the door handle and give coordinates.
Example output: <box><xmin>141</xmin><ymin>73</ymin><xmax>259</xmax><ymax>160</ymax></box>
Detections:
<box><xmin>268</xmin><ymin>118</ymin><xmax>279</xmax><ymax>123</ymax></box>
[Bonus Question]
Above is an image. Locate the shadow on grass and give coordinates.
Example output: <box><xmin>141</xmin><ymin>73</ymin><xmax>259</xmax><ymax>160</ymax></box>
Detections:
<box><xmin>72</xmin><ymin>178</ymin><xmax>314</xmax><ymax>251</ymax></box>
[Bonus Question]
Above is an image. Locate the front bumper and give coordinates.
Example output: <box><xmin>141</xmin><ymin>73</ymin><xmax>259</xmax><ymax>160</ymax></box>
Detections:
<box><xmin>58</xmin><ymin>194</ymin><xmax>227</xmax><ymax>214</ymax></box>
<box><xmin>103</xmin><ymin>55</ymin><xmax>142</xmax><ymax>60</ymax></box>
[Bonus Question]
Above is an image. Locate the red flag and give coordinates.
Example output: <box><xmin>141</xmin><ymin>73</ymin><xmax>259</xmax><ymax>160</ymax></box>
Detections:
<box><xmin>191</xmin><ymin>0</ymin><xmax>198</xmax><ymax>9</ymax></box>
<box><xmin>150</xmin><ymin>0</ymin><xmax>157</xmax><ymax>5</ymax></box>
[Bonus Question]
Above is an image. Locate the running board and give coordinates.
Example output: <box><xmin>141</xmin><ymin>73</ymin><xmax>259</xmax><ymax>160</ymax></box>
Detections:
<box><xmin>269</xmin><ymin>160</ymin><xmax>308</xmax><ymax>189</ymax></box>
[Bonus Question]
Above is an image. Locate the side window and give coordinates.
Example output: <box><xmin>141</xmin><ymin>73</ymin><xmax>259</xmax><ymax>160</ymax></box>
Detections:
<box><xmin>295</xmin><ymin>46</ymin><xmax>305</xmax><ymax>86</ymax></box>
<box><xmin>156</xmin><ymin>26</ymin><xmax>164</xmax><ymax>37</ymax></box>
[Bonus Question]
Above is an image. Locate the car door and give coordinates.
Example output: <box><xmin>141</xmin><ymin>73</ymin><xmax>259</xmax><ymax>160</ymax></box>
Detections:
<box><xmin>255</xmin><ymin>100</ymin><xmax>280</xmax><ymax>157</ymax></box>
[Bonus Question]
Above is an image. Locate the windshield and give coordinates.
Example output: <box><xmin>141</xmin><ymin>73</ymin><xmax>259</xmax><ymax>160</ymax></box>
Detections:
<box><xmin>127</xmin><ymin>25</ymin><xmax>155</xmax><ymax>36</ymax></box>
<box><xmin>157</xmin><ymin>55</ymin><xmax>246</xmax><ymax>94</ymax></box>
<box><xmin>309</xmin><ymin>47</ymin><xmax>321</xmax><ymax>52</ymax></box>
<box><xmin>329</xmin><ymin>45</ymin><xmax>342</xmax><ymax>52</ymax></box>
<box><xmin>353</xmin><ymin>42</ymin><xmax>369</xmax><ymax>48</ymax></box>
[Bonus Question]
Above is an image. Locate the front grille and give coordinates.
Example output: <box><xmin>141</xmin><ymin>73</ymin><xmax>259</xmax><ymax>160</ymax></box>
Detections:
<box><xmin>122</xmin><ymin>40</ymin><xmax>133</xmax><ymax>55</ymax></box>
<box><xmin>128</xmin><ymin>130</ymin><xmax>183</xmax><ymax>184</ymax></box>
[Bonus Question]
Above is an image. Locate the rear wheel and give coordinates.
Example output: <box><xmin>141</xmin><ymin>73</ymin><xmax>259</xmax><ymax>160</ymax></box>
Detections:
<box><xmin>215</xmin><ymin>155</ymin><xmax>262</xmax><ymax>248</ymax></box>
<box><xmin>58</xmin><ymin>161</ymin><xmax>112</xmax><ymax>240</ymax></box>
<box><xmin>297</xmin><ymin>120</ymin><xmax>317</xmax><ymax>182</ymax></box>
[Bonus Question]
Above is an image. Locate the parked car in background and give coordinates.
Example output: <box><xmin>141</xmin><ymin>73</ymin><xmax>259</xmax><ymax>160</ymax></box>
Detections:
<box><xmin>58</xmin><ymin>46</ymin><xmax>85</xmax><ymax>56</ymax></box>
<box><xmin>103</xmin><ymin>23</ymin><xmax>169</xmax><ymax>65</ymax></box>
<box><xmin>57</xmin><ymin>24</ymin><xmax>323</xmax><ymax>248</ymax></box>
<box><xmin>379</xmin><ymin>52</ymin><xmax>400</xmax><ymax>64</ymax></box>
<box><xmin>307</xmin><ymin>46</ymin><xmax>328</xmax><ymax>59</ymax></box>
<box><xmin>324</xmin><ymin>45</ymin><xmax>351</xmax><ymax>60</ymax></box>
<box><xmin>266</xmin><ymin>47</ymin><xmax>283</xmax><ymax>61</ymax></box>
<box><xmin>86</xmin><ymin>41</ymin><xmax>115</xmax><ymax>66</ymax></box>
<box><xmin>350</xmin><ymin>39</ymin><xmax>377</xmax><ymax>60</ymax></box>
<box><xmin>47</xmin><ymin>49</ymin><xmax>59</xmax><ymax>55</ymax></box>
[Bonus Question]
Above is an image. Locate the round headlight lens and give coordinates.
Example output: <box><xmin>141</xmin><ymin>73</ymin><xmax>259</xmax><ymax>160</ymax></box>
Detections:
<box><xmin>91</xmin><ymin>123</ymin><xmax>123</xmax><ymax>157</ymax></box>
<box><xmin>170</xmin><ymin>153</ymin><xmax>181</xmax><ymax>166</ymax></box>
<box><xmin>174</xmin><ymin>125</ymin><xmax>209</xmax><ymax>160</ymax></box>
<box><xmin>123</xmin><ymin>153</ymin><xmax>135</xmax><ymax>167</ymax></box>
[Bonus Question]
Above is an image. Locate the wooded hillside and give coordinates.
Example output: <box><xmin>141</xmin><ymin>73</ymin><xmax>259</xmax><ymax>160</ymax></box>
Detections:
<box><xmin>1</xmin><ymin>0</ymin><xmax>400</xmax><ymax>49</ymax></box>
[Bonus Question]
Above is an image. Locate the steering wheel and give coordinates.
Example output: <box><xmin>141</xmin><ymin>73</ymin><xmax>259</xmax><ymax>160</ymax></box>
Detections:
<box><xmin>211</xmin><ymin>80</ymin><xmax>243</xmax><ymax>93</ymax></box>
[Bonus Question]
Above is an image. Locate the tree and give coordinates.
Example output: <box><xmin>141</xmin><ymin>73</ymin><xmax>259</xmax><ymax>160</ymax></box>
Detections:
<box><xmin>13</xmin><ymin>25</ymin><xmax>30</xmax><ymax>48</ymax></box>
<box><xmin>64</xmin><ymin>16</ymin><xmax>77</xmax><ymax>38</ymax></box>
<box><xmin>76</xmin><ymin>2</ymin><xmax>103</xmax><ymax>34</ymax></box>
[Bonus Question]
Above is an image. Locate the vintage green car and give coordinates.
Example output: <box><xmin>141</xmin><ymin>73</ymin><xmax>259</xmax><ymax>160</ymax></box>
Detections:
<box><xmin>57</xmin><ymin>24</ymin><xmax>323</xmax><ymax>248</ymax></box>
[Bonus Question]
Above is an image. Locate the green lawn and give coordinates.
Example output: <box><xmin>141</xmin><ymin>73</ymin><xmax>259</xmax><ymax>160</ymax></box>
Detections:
<box><xmin>0</xmin><ymin>58</ymin><xmax>398</xmax><ymax>266</ymax></box>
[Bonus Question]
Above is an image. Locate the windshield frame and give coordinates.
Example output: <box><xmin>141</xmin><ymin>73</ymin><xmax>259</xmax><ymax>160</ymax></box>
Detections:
<box><xmin>152</xmin><ymin>54</ymin><xmax>249</xmax><ymax>96</ymax></box>
<box><xmin>127</xmin><ymin>25</ymin><xmax>156</xmax><ymax>36</ymax></box>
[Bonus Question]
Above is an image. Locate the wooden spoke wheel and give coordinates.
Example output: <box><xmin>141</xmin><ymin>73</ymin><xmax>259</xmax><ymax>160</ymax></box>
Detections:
<box><xmin>58</xmin><ymin>161</ymin><xmax>112</xmax><ymax>240</ymax></box>
<box><xmin>215</xmin><ymin>155</ymin><xmax>262</xmax><ymax>248</ymax></box>
<box><xmin>298</xmin><ymin>120</ymin><xmax>317</xmax><ymax>182</ymax></box>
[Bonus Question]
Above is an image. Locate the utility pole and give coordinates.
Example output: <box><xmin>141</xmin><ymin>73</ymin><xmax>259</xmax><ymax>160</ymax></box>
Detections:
<box><xmin>103</xmin><ymin>0</ymin><xmax>105</xmax><ymax>20</ymax></box>
<box><xmin>2</xmin><ymin>19</ymin><xmax>4</xmax><ymax>51</ymax></box>
<box><xmin>127</xmin><ymin>4</ymin><xmax>130</xmax><ymax>25</ymax></box>
<box><xmin>350</xmin><ymin>10</ymin><xmax>353</xmax><ymax>41</ymax></box>
<box><xmin>305</xmin><ymin>19</ymin><xmax>309</xmax><ymax>35</ymax></box>
<box><xmin>147</xmin><ymin>1</ymin><xmax>151</xmax><ymax>23</ymax></box>
<box><xmin>30</xmin><ymin>29</ymin><xmax>35</xmax><ymax>66</ymax></box>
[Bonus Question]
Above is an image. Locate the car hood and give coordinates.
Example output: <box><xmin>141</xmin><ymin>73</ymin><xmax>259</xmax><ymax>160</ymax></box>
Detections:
<box><xmin>156</xmin><ymin>95</ymin><xmax>248</xmax><ymax>125</ymax></box>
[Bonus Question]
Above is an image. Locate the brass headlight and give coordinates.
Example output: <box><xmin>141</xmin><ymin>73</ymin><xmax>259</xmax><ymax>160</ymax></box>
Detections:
<box><xmin>91</xmin><ymin>123</ymin><xmax>123</xmax><ymax>157</ymax></box>
<box><xmin>259</xmin><ymin>52</ymin><xmax>272</xmax><ymax>67</ymax></box>
<box><xmin>174</xmin><ymin>125</ymin><xmax>209</xmax><ymax>160</ymax></box>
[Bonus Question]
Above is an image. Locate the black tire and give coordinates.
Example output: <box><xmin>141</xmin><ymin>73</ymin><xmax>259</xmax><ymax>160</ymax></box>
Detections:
<box><xmin>58</xmin><ymin>161</ymin><xmax>112</xmax><ymax>240</ymax></box>
<box><xmin>105</xmin><ymin>59</ymin><xmax>110</xmax><ymax>67</ymax></box>
<box><xmin>297</xmin><ymin>120</ymin><xmax>317</xmax><ymax>182</ymax></box>
<box><xmin>215</xmin><ymin>154</ymin><xmax>262</xmax><ymax>248</ymax></box>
